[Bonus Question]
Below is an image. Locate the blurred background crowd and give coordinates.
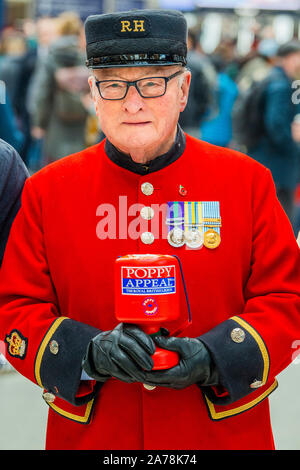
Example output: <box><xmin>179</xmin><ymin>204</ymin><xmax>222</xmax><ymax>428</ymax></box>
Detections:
<box><xmin>0</xmin><ymin>0</ymin><xmax>299</xmax><ymax>256</ymax></box>
<box><xmin>0</xmin><ymin>1</ymin><xmax>299</xmax><ymax>232</ymax></box>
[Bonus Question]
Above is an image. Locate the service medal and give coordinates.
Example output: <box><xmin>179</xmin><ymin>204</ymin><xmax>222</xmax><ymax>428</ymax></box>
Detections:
<box><xmin>184</xmin><ymin>228</ymin><xmax>204</xmax><ymax>249</ymax></box>
<box><xmin>166</xmin><ymin>201</ymin><xmax>185</xmax><ymax>248</ymax></box>
<box><xmin>167</xmin><ymin>227</ymin><xmax>185</xmax><ymax>247</ymax></box>
<box><xmin>166</xmin><ymin>201</ymin><xmax>222</xmax><ymax>250</ymax></box>
<box><xmin>204</xmin><ymin>229</ymin><xmax>221</xmax><ymax>249</ymax></box>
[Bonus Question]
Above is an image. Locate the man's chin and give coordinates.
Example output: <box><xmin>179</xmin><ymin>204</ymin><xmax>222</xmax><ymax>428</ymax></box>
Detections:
<box><xmin>114</xmin><ymin>134</ymin><xmax>157</xmax><ymax>158</ymax></box>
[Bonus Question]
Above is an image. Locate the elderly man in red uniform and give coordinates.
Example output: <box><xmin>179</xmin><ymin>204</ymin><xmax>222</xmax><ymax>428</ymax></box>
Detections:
<box><xmin>0</xmin><ymin>9</ymin><xmax>300</xmax><ymax>450</ymax></box>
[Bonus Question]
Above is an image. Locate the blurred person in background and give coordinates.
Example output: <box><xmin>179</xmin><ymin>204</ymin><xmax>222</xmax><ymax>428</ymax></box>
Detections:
<box><xmin>0</xmin><ymin>19</ymin><xmax>58</xmax><ymax>167</ymax></box>
<box><xmin>10</xmin><ymin>20</ymin><xmax>40</xmax><ymax>167</ymax></box>
<box><xmin>25</xmin><ymin>17</ymin><xmax>58</xmax><ymax>170</ymax></box>
<box><xmin>200</xmin><ymin>55</ymin><xmax>238</xmax><ymax>148</ymax></box>
<box><xmin>179</xmin><ymin>29</ymin><xmax>217</xmax><ymax>137</ymax></box>
<box><xmin>0</xmin><ymin>90</ymin><xmax>24</xmax><ymax>153</ymax></box>
<box><xmin>247</xmin><ymin>40</ymin><xmax>300</xmax><ymax>227</ymax></box>
<box><xmin>212</xmin><ymin>37</ymin><xmax>239</xmax><ymax>82</ymax></box>
<box><xmin>29</xmin><ymin>12</ymin><xmax>90</xmax><ymax>165</ymax></box>
<box><xmin>34</xmin><ymin>16</ymin><xmax>59</xmax><ymax>63</ymax></box>
<box><xmin>0</xmin><ymin>138</ymin><xmax>28</xmax><ymax>371</ymax></box>
<box><xmin>0</xmin><ymin>138</ymin><xmax>28</xmax><ymax>266</ymax></box>
<box><xmin>0</xmin><ymin>28</ymin><xmax>27</xmax><ymax>159</ymax></box>
<box><xmin>236</xmin><ymin>38</ymin><xmax>278</xmax><ymax>92</ymax></box>
<box><xmin>0</xmin><ymin>28</ymin><xmax>27</xmax><ymax>108</ymax></box>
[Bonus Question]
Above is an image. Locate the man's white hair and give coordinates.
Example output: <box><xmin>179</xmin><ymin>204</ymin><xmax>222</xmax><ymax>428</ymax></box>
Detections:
<box><xmin>178</xmin><ymin>66</ymin><xmax>189</xmax><ymax>87</ymax></box>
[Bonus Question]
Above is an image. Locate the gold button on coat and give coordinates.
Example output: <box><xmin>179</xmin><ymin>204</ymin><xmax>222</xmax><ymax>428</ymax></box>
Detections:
<box><xmin>43</xmin><ymin>392</ymin><xmax>55</xmax><ymax>403</ymax></box>
<box><xmin>230</xmin><ymin>327</ymin><xmax>245</xmax><ymax>343</ymax></box>
<box><xmin>141</xmin><ymin>182</ymin><xmax>154</xmax><ymax>196</ymax></box>
<box><xmin>49</xmin><ymin>340</ymin><xmax>59</xmax><ymax>355</ymax></box>
<box><xmin>140</xmin><ymin>206</ymin><xmax>154</xmax><ymax>220</ymax></box>
<box><xmin>141</xmin><ymin>232</ymin><xmax>154</xmax><ymax>245</ymax></box>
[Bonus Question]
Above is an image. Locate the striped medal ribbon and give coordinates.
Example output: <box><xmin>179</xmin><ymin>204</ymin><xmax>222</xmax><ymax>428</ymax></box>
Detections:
<box><xmin>201</xmin><ymin>201</ymin><xmax>221</xmax><ymax>249</ymax></box>
<box><xmin>166</xmin><ymin>201</ymin><xmax>221</xmax><ymax>249</ymax></box>
<box><xmin>167</xmin><ymin>201</ymin><xmax>185</xmax><ymax>247</ymax></box>
<box><xmin>183</xmin><ymin>201</ymin><xmax>204</xmax><ymax>249</ymax></box>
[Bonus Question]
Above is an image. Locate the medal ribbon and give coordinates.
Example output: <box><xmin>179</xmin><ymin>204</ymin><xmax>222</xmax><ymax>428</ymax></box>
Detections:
<box><xmin>201</xmin><ymin>201</ymin><xmax>221</xmax><ymax>234</ymax></box>
<box><xmin>183</xmin><ymin>201</ymin><xmax>203</xmax><ymax>232</ymax></box>
<box><xmin>167</xmin><ymin>201</ymin><xmax>185</xmax><ymax>233</ymax></box>
<box><xmin>167</xmin><ymin>201</ymin><xmax>221</xmax><ymax>235</ymax></box>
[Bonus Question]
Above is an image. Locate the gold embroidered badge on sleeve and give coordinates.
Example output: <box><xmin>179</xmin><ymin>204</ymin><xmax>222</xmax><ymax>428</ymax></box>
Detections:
<box><xmin>5</xmin><ymin>330</ymin><xmax>28</xmax><ymax>359</ymax></box>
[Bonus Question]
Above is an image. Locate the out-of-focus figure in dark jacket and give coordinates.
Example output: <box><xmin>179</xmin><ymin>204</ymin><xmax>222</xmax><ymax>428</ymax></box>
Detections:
<box><xmin>248</xmin><ymin>40</ymin><xmax>300</xmax><ymax>225</ymax></box>
<box><xmin>179</xmin><ymin>30</ymin><xmax>217</xmax><ymax>137</ymax></box>
<box><xmin>29</xmin><ymin>12</ymin><xmax>90</xmax><ymax>165</ymax></box>
<box><xmin>0</xmin><ymin>91</ymin><xmax>24</xmax><ymax>153</ymax></box>
<box><xmin>200</xmin><ymin>57</ymin><xmax>238</xmax><ymax>148</ymax></box>
<box><xmin>236</xmin><ymin>39</ymin><xmax>278</xmax><ymax>92</ymax></box>
<box><xmin>0</xmin><ymin>138</ymin><xmax>28</xmax><ymax>266</ymax></box>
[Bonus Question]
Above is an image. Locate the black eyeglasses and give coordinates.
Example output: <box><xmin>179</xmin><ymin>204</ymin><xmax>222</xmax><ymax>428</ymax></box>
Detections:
<box><xmin>94</xmin><ymin>70</ymin><xmax>184</xmax><ymax>100</ymax></box>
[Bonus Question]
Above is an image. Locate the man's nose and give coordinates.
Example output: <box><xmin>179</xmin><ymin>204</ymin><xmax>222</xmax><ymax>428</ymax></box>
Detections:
<box><xmin>122</xmin><ymin>84</ymin><xmax>145</xmax><ymax>113</ymax></box>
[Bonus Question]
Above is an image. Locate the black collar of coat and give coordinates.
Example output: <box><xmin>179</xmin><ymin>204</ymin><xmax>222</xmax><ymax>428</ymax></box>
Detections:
<box><xmin>104</xmin><ymin>125</ymin><xmax>186</xmax><ymax>175</ymax></box>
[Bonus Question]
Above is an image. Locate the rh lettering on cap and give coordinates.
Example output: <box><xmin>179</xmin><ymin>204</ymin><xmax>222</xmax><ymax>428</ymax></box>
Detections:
<box><xmin>121</xmin><ymin>19</ymin><xmax>145</xmax><ymax>32</ymax></box>
<box><xmin>115</xmin><ymin>17</ymin><xmax>150</xmax><ymax>37</ymax></box>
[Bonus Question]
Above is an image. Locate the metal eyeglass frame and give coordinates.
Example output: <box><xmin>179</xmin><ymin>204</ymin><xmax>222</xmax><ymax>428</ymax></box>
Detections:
<box><xmin>94</xmin><ymin>70</ymin><xmax>184</xmax><ymax>100</ymax></box>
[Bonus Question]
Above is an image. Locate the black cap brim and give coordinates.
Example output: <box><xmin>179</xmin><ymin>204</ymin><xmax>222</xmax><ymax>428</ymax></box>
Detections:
<box><xmin>86</xmin><ymin>53</ymin><xmax>186</xmax><ymax>69</ymax></box>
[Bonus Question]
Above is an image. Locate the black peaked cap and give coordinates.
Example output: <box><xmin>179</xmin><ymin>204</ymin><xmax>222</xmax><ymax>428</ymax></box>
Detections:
<box><xmin>85</xmin><ymin>9</ymin><xmax>187</xmax><ymax>68</ymax></box>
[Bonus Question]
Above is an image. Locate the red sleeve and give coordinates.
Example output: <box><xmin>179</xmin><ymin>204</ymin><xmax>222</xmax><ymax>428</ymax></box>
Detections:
<box><xmin>200</xmin><ymin>167</ymin><xmax>300</xmax><ymax>405</ymax></box>
<box><xmin>0</xmin><ymin>177</ymin><xmax>100</xmax><ymax>405</ymax></box>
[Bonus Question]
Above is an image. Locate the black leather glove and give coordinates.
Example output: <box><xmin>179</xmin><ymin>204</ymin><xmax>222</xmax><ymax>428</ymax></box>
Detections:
<box><xmin>144</xmin><ymin>335</ymin><xmax>219</xmax><ymax>390</ymax></box>
<box><xmin>82</xmin><ymin>323</ymin><xmax>155</xmax><ymax>383</ymax></box>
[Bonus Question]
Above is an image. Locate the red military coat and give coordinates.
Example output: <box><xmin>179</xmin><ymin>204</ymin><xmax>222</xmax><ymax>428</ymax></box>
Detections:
<box><xmin>0</xmin><ymin>134</ymin><xmax>300</xmax><ymax>450</ymax></box>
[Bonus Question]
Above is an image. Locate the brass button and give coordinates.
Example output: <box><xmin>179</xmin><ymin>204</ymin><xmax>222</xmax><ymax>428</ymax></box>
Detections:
<box><xmin>140</xmin><ymin>206</ymin><xmax>154</xmax><ymax>220</ymax></box>
<box><xmin>49</xmin><ymin>340</ymin><xmax>59</xmax><ymax>355</ymax></box>
<box><xmin>143</xmin><ymin>384</ymin><xmax>156</xmax><ymax>390</ymax></box>
<box><xmin>42</xmin><ymin>392</ymin><xmax>55</xmax><ymax>403</ymax></box>
<box><xmin>230</xmin><ymin>328</ymin><xmax>245</xmax><ymax>343</ymax></box>
<box><xmin>141</xmin><ymin>232</ymin><xmax>154</xmax><ymax>245</ymax></box>
<box><xmin>250</xmin><ymin>380</ymin><xmax>263</xmax><ymax>389</ymax></box>
<box><xmin>141</xmin><ymin>182</ymin><xmax>154</xmax><ymax>196</ymax></box>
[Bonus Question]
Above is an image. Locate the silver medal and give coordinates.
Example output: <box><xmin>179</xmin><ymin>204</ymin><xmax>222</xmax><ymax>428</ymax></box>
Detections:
<box><xmin>184</xmin><ymin>228</ymin><xmax>204</xmax><ymax>249</ymax></box>
<box><xmin>167</xmin><ymin>227</ymin><xmax>185</xmax><ymax>248</ymax></box>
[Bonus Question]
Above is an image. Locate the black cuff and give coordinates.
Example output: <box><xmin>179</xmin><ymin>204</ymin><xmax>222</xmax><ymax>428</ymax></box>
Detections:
<box><xmin>34</xmin><ymin>317</ymin><xmax>102</xmax><ymax>405</ymax></box>
<box><xmin>198</xmin><ymin>316</ymin><xmax>270</xmax><ymax>405</ymax></box>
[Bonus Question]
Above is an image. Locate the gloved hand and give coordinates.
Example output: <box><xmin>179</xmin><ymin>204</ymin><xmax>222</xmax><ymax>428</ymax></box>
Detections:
<box><xmin>144</xmin><ymin>335</ymin><xmax>219</xmax><ymax>390</ymax></box>
<box><xmin>82</xmin><ymin>323</ymin><xmax>155</xmax><ymax>383</ymax></box>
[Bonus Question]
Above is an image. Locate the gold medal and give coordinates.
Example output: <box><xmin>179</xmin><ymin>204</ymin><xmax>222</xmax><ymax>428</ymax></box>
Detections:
<box><xmin>184</xmin><ymin>228</ymin><xmax>204</xmax><ymax>249</ymax></box>
<box><xmin>204</xmin><ymin>229</ymin><xmax>221</xmax><ymax>249</ymax></box>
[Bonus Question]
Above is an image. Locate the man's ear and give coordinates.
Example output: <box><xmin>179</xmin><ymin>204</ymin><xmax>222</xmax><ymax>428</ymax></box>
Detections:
<box><xmin>88</xmin><ymin>75</ymin><xmax>96</xmax><ymax>100</ymax></box>
<box><xmin>179</xmin><ymin>71</ymin><xmax>191</xmax><ymax>113</ymax></box>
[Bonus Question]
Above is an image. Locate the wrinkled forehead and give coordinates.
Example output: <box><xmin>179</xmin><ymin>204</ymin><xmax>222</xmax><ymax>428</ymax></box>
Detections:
<box><xmin>92</xmin><ymin>64</ymin><xmax>182</xmax><ymax>81</ymax></box>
